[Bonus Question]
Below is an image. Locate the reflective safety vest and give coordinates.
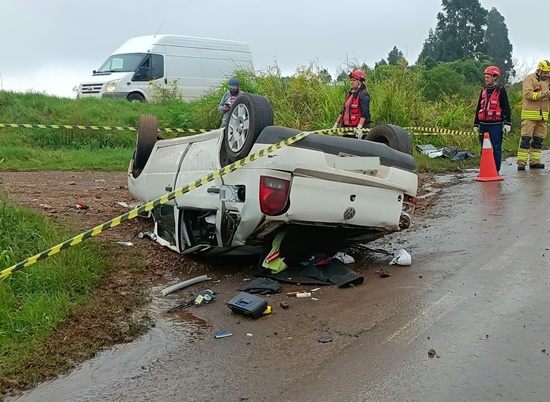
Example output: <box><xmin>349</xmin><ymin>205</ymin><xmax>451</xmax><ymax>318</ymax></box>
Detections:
<box><xmin>477</xmin><ymin>86</ymin><xmax>502</xmax><ymax>122</ymax></box>
<box><xmin>342</xmin><ymin>91</ymin><xmax>362</xmax><ymax>127</ymax></box>
<box><xmin>521</xmin><ymin>72</ymin><xmax>550</xmax><ymax>121</ymax></box>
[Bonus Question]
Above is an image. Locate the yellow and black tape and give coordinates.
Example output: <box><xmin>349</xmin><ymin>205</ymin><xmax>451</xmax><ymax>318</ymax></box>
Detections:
<box><xmin>0</xmin><ymin>122</ymin><xmax>208</xmax><ymax>134</ymax></box>
<box><xmin>2</xmin><ymin>129</ymin><xmax>342</xmax><ymax>280</ymax></box>
<box><xmin>404</xmin><ymin>126</ymin><xmax>476</xmax><ymax>136</ymax></box>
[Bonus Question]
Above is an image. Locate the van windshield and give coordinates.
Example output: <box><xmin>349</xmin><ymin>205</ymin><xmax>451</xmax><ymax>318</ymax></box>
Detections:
<box><xmin>95</xmin><ymin>53</ymin><xmax>147</xmax><ymax>73</ymax></box>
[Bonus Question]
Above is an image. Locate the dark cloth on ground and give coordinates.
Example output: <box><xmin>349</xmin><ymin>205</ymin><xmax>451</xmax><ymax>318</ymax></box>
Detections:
<box><xmin>238</xmin><ymin>277</ymin><xmax>281</xmax><ymax>295</ymax></box>
<box><xmin>260</xmin><ymin>259</ymin><xmax>364</xmax><ymax>288</ymax></box>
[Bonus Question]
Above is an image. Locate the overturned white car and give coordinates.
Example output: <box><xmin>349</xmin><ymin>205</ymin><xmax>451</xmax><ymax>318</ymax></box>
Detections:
<box><xmin>128</xmin><ymin>94</ymin><xmax>418</xmax><ymax>257</ymax></box>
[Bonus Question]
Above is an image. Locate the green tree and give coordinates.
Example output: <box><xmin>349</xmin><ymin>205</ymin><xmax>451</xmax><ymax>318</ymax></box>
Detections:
<box><xmin>418</xmin><ymin>0</ymin><xmax>488</xmax><ymax>62</ymax></box>
<box><xmin>387</xmin><ymin>46</ymin><xmax>407</xmax><ymax>66</ymax></box>
<box><xmin>484</xmin><ymin>7</ymin><xmax>514</xmax><ymax>83</ymax></box>
<box><xmin>374</xmin><ymin>59</ymin><xmax>388</xmax><ymax>69</ymax></box>
<box><xmin>319</xmin><ymin>68</ymin><xmax>332</xmax><ymax>83</ymax></box>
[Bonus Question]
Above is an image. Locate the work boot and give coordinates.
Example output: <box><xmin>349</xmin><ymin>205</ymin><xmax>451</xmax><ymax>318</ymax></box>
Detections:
<box><xmin>517</xmin><ymin>165</ymin><xmax>526</xmax><ymax>171</ymax></box>
<box><xmin>530</xmin><ymin>163</ymin><xmax>545</xmax><ymax>169</ymax></box>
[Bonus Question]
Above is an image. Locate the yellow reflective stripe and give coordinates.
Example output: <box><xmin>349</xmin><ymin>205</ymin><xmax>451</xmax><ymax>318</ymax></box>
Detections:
<box><xmin>533</xmin><ymin>93</ymin><xmax>539</xmax><ymax>101</ymax></box>
<box><xmin>521</xmin><ymin>110</ymin><xmax>546</xmax><ymax>120</ymax></box>
<box><xmin>531</xmin><ymin>151</ymin><xmax>542</xmax><ymax>159</ymax></box>
<box><xmin>517</xmin><ymin>151</ymin><xmax>529</xmax><ymax>160</ymax></box>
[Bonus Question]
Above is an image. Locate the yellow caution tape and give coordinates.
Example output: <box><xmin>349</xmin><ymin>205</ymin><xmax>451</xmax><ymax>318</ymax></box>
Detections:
<box><xmin>0</xmin><ymin>123</ymin><xmax>208</xmax><ymax>134</ymax></box>
<box><xmin>0</xmin><ymin>126</ymin><xmax>359</xmax><ymax>280</ymax></box>
<box><xmin>0</xmin><ymin>122</ymin><xmax>476</xmax><ymax>136</ymax></box>
<box><xmin>404</xmin><ymin>126</ymin><xmax>476</xmax><ymax>136</ymax></box>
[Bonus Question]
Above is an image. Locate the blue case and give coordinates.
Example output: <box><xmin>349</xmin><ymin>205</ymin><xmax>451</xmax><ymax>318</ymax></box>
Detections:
<box><xmin>227</xmin><ymin>292</ymin><xmax>268</xmax><ymax>319</ymax></box>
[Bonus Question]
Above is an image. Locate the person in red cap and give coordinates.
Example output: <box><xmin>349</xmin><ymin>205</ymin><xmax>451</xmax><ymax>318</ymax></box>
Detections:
<box><xmin>333</xmin><ymin>70</ymin><xmax>372</xmax><ymax>137</ymax></box>
<box><xmin>473</xmin><ymin>65</ymin><xmax>511</xmax><ymax>172</ymax></box>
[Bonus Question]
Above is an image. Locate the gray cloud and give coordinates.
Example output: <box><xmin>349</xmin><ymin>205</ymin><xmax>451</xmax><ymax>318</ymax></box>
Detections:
<box><xmin>0</xmin><ymin>0</ymin><xmax>542</xmax><ymax>97</ymax></box>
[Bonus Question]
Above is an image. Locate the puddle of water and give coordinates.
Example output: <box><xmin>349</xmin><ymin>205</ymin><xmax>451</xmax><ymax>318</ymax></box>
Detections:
<box><xmin>9</xmin><ymin>280</ymin><xmax>207</xmax><ymax>402</ymax></box>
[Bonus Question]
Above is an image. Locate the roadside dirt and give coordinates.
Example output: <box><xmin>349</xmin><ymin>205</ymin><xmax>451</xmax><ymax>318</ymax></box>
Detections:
<box><xmin>0</xmin><ymin>170</ymin><xmax>441</xmax><ymax>398</ymax></box>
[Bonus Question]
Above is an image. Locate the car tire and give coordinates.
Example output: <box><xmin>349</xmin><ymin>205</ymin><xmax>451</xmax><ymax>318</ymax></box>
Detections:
<box><xmin>223</xmin><ymin>93</ymin><xmax>274</xmax><ymax>162</ymax></box>
<box><xmin>128</xmin><ymin>92</ymin><xmax>145</xmax><ymax>102</ymax></box>
<box><xmin>365</xmin><ymin>124</ymin><xmax>413</xmax><ymax>155</ymax></box>
<box><xmin>133</xmin><ymin>115</ymin><xmax>158</xmax><ymax>177</ymax></box>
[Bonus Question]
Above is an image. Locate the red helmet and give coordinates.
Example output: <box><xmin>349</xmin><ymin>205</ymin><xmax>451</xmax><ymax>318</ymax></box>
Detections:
<box><xmin>484</xmin><ymin>66</ymin><xmax>501</xmax><ymax>77</ymax></box>
<box><xmin>349</xmin><ymin>70</ymin><xmax>366</xmax><ymax>81</ymax></box>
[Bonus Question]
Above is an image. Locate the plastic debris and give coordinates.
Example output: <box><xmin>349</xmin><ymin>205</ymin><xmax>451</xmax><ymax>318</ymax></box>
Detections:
<box><xmin>389</xmin><ymin>249</ymin><xmax>412</xmax><ymax>266</ymax></box>
<box><xmin>70</xmin><ymin>202</ymin><xmax>89</xmax><ymax>210</ymax></box>
<box><xmin>116</xmin><ymin>241</ymin><xmax>133</xmax><ymax>247</ymax></box>
<box><xmin>194</xmin><ymin>289</ymin><xmax>216</xmax><ymax>306</ymax></box>
<box><xmin>162</xmin><ymin>275</ymin><xmax>212</xmax><ymax>296</ymax></box>
<box><xmin>333</xmin><ymin>251</ymin><xmax>355</xmax><ymax>264</ymax></box>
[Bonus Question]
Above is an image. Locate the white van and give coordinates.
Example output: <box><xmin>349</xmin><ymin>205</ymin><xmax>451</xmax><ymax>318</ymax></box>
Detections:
<box><xmin>76</xmin><ymin>35</ymin><xmax>253</xmax><ymax>102</ymax></box>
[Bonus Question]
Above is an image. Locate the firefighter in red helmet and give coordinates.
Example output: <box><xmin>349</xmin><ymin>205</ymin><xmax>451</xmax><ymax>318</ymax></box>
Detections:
<box><xmin>473</xmin><ymin>65</ymin><xmax>511</xmax><ymax>172</ymax></box>
<box><xmin>333</xmin><ymin>70</ymin><xmax>372</xmax><ymax>136</ymax></box>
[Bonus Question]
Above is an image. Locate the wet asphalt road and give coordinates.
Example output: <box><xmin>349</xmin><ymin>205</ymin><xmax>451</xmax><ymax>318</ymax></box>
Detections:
<box><xmin>11</xmin><ymin>156</ymin><xmax>550</xmax><ymax>402</ymax></box>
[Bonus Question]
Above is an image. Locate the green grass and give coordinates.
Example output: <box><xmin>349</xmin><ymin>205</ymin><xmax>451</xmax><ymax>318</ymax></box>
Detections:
<box><xmin>0</xmin><ymin>199</ymin><xmax>107</xmax><ymax>376</ymax></box>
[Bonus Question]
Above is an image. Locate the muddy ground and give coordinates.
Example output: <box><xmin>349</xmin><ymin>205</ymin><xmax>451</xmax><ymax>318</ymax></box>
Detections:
<box><xmin>0</xmin><ymin>170</ymin><xmax>443</xmax><ymax>398</ymax></box>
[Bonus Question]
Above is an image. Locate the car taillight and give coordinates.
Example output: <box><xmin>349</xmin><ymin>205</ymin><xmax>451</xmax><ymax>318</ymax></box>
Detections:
<box><xmin>259</xmin><ymin>176</ymin><xmax>290</xmax><ymax>216</ymax></box>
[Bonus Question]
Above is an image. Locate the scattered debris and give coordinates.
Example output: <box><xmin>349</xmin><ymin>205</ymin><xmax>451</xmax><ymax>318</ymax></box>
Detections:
<box><xmin>116</xmin><ymin>201</ymin><xmax>130</xmax><ymax>208</ymax></box>
<box><xmin>428</xmin><ymin>348</ymin><xmax>437</xmax><ymax>358</ymax></box>
<box><xmin>280</xmin><ymin>300</ymin><xmax>289</xmax><ymax>309</ymax></box>
<box><xmin>377</xmin><ymin>269</ymin><xmax>391</xmax><ymax>278</ymax></box>
<box><xmin>238</xmin><ymin>277</ymin><xmax>280</xmax><ymax>295</ymax></box>
<box><xmin>138</xmin><ymin>231</ymin><xmax>157</xmax><ymax>241</ymax></box>
<box><xmin>262</xmin><ymin>305</ymin><xmax>272</xmax><ymax>315</ymax></box>
<box><xmin>214</xmin><ymin>331</ymin><xmax>232</xmax><ymax>339</ymax></box>
<box><xmin>333</xmin><ymin>251</ymin><xmax>355</xmax><ymax>264</ymax></box>
<box><xmin>389</xmin><ymin>249</ymin><xmax>412</xmax><ymax>266</ymax></box>
<box><xmin>194</xmin><ymin>289</ymin><xmax>216</xmax><ymax>306</ymax></box>
<box><xmin>161</xmin><ymin>275</ymin><xmax>212</xmax><ymax>296</ymax></box>
<box><xmin>116</xmin><ymin>241</ymin><xmax>133</xmax><ymax>247</ymax></box>
<box><xmin>318</xmin><ymin>336</ymin><xmax>333</xmax><ymax>343</ymax></box>
<box><xmin>39</xmin><ymin>203</ymin><xmax>52</xmax><ymax>209</ymax></box>
<box><xmin>296</xmin><ymin>292</ymin><xmax>312</xmax><ymax>298</ymax></box>
<box><xmin>69</xmin><ymin>202</ymin><xmax>89</xmax><ymax>210</ymax></box>
<box><xmin>246</xmin><ymin>333</ymin><xmax>253</xmax><ymax>337</ymax></box>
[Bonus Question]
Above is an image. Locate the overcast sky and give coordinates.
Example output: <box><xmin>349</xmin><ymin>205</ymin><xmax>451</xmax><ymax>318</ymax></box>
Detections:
<box><xmin>0</xmin><ymin>0</ymin><xmax>544</xmax><ymax>98</ymax></box>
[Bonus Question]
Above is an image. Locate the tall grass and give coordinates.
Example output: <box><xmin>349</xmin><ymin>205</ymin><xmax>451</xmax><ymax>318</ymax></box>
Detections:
<box><xmin>0</xmin><ymin>64</ymin><xmax>525</xmax><ymax>173</ymax></box>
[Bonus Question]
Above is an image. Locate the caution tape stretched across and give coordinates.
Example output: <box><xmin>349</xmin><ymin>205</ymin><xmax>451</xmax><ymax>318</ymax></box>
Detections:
<box><xmin>0</xmin><ymin>127</ymin><xmax>359</xmax><ymax>280</ymax></box>
<box><xmin>404</xmin><ymin>126</ymin><xmax>476</xmax><ymax>136</ymax></box>
<box><xmin>0</xmin><ymin>122</ymin><xmax>476</xmax><ymax>136</ymax></box>
<box><xmin>0</xmin><ymin>122</ymin><xmax>208</xmax><ymax>134</ymax></box>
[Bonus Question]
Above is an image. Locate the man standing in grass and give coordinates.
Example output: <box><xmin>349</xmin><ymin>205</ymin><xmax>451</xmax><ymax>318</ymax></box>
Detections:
<box><xmin>218</xmin><ymin>77</ymin><xmax>242</xmax><ymax>128</ymax></box>
<box><xmin>473</xmin><ymin>65</ymin><xmax>511</xmax><ymax>173</ymax></box>
<box><xmin>516</xmin><ymin>60</ymin><xmax>550</xmax><ymax>170</ymax></box>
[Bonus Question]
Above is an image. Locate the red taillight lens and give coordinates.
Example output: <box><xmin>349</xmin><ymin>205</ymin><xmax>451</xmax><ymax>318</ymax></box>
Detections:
<box><xmin>259</xmin><ymin>176</ymin><xmax>290</xmax><ymax>216</ymax></box>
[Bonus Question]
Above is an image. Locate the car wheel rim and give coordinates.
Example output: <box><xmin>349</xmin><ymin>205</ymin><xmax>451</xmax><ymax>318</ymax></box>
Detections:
<box><xmin>227</xmin><ymin>104</ymin><xmax>250</xmax><ymax>152</ymax></box>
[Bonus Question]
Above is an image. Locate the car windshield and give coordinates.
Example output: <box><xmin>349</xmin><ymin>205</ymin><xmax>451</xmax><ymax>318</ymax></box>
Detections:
<box><xmin>95</xmin><ymin>53</ymin><xmax>147</xmax><ymax>73</ymax></box>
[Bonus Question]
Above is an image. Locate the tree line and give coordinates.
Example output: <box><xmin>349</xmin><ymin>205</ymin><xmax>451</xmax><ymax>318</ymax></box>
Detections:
<box><xmin>324</xmin><ymin>0</ymin><xmax>515</xmax><ymax>102</ymax></box>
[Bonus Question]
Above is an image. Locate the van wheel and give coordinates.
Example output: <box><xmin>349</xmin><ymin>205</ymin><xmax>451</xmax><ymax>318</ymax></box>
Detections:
<box><xmin>133</xmin><ymin>115</ymin><xmax>158</xmax><ymax>177</ymax></box>
<box><xmin>128</xmin><ymin>93</ymin><xmax>145</xmax><ymax>102</ymax></box>
<box><xmin>223</xmin><ymin>93</ymin><xmax>274</xmax><ymax>161</ymax></box>
<box><xmin>364</xmin><ymin>124</ymin><xmax>413</xmax><ymax>155</ymax></box>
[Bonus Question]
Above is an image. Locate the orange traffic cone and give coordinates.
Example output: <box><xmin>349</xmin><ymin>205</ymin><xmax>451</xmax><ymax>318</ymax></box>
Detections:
<box><xmin>475</xmin><ymin>132</ymin><xmax>503</xmax><ymax>182</ymax></box>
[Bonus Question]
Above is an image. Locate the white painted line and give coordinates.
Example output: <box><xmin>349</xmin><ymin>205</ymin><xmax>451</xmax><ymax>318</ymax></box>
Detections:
<box><xmin>386</xmin><ymin>291</ymin><xmax>465</xmax><ymax>345</ymax></box>
<box><xmin>480</xmin><ymin>236</ymin><xmax>535</xmax><ymax>272</ymax></box>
